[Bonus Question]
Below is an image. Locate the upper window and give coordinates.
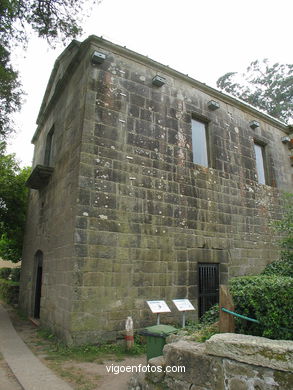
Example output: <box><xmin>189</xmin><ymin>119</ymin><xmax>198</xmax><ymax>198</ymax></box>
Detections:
<box><xmin>191</xmin><ymin>119</ymin><xmax>208</xmax><ymax>167</ymax></box>
<box><xmin>44</xmin><ymin>126</ymin><xmax>55</xmax><ymax>166</ymax></box>
<box><xmin>254</xmin><ymin>142</ymin><xmax>266</xmax><ymax>184</ymax></box>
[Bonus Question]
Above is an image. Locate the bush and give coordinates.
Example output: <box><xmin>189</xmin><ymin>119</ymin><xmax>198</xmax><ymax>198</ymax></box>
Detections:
<box><xmin>10</xmin><ymin>267</ymin><xmax>21</xmax><ymax>282</ymax></box>
<box><xmin>0</xmin><ymin>267</ymin><xmax>12</xmax><ymax>280</ymax></box>
<box><xmin>184</xmin><ymin>305</ymin><xmax>220</xmax><ymax>342</ymax></box>
<box><xmin>0</xmin><ymin>267</ymin><xmax>21</xmax><ymax>281</ymax></box>
<box><xmin>0</xmin><ymin>278</ymin><xmax>19</xmax><ymax>304</ymax></box>
<box><xmin>262</xmin><ymin>257</ymin><xmax>293</xmax><ymax>277</ymax></box>
<box><xmin>200</xmin><ymin>304</ymin><xmax>219</xmax><ymax>325</ymax></box>
<box><xmin>229</xmin><ymin>275</ymin><xmax>293</xmax><ymax>340</ymax></box>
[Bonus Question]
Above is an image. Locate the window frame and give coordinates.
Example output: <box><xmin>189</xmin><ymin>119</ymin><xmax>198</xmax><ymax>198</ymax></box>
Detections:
<box><xmin>191</xmin><ymin>117</ymin><xmax>210</xmax><ymax>168</ymax></box>
<box><xmin>253</xmin><ymin>139</ymin><xmax>268</xmax><ymax>185</ymax></box>
<box><xmin>44</xmin><ymin>126</ymin><xmax>55</xmax><ymax>166</ymax></box>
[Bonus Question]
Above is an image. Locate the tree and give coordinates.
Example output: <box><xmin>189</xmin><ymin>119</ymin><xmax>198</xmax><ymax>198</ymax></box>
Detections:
<box><xmin>216</xmin><ymin>59</ymin><xmax>293</xmax><ymax>123</ymax></box>
<box><xmin>0</xmin><ymin>45</ymin><xmax>22</xmax><ymax>139</ymax></box>
<box><xmin>0</xmin><ymin>0</ymin><xmax>99</xmax><ymax>139</ymax></box>
<box><xmin>0</xmin><ymin>146</ymin><xmax>31</xmax><ymax>262</ymax></box>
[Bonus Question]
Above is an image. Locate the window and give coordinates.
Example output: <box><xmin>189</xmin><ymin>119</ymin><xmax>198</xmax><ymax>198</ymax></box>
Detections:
<box><xmin>254</xmin><ymin>142</ymin><xmax>266</xmax><ymax>184</ymax></box>
<box><xmin>191</xmin><ymin>119</ymin><xmax>208</xmax><ymax>167</ymax></box>
<box><xmin>44</xmin><ymin>126</ymin><xmax>54</xmax><ymax>166</ymax></box>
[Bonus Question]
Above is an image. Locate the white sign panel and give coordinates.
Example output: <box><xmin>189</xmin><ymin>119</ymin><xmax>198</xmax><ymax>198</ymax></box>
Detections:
<box><xmin>147</xmin><ymin>300</ymin><xmax>171</xmax><ymax>313</ymax></box>
<box><xmin>172</xmin><ymin>299</ymin><xmax>195</xmax><ymax>312</ymax></box>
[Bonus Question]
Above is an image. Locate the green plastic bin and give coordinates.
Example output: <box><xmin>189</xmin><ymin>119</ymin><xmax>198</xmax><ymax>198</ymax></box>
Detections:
<box><xmin>140</xmin><ymin>324</ymin><xmax>177</xmax><ymax>360</ymax></box>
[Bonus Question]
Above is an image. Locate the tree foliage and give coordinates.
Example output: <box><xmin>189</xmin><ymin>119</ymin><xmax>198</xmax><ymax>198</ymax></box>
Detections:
<box><xmin>0</xmin><ymin>145</ymin><xmax>31</xmax><ymax>262</ymax></box>
<box><xmin>0</xmin><ymin>0</ymin><xmax>99</xmax><ymax>139</ymax></box>
<box><xmin>0</xmin><ymin>0</ymin><xmax>92</xmax><ymax>48</ymax></box>
<box><xmin>217</xmin><ymin>59</ymin><xmax>293</xmax><ymax>123</ymax></box>
<box><xmin>0</xmin><ymin>45</ymin><xmax>22</xmax><ymax>139</ymax></box>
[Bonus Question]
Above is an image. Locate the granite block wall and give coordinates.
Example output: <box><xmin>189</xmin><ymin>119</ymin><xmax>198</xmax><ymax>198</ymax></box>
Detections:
<box><xmin>20</xmin><ymin>37</ymin><xmax>292</xmax><ymax>344</ymax></box>
<box><xmin>68</xmin><ymin>39</ymin><xmax>291</xmax><ymax>343</ymax></box>
<box><xmin>19</xmin><ymin>42</ymin><xmax>88</xmax><ymax>341</ymax></box>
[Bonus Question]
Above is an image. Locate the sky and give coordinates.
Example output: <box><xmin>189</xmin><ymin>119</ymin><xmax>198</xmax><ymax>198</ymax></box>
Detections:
<box><xmin>7</xmin><ymin>0</ymin><xmax>293</xmax><ymax>166</ymax></box>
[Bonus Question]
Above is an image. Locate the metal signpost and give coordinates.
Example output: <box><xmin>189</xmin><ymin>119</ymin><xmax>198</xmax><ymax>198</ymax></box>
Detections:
<box><xmin>172</xmin><ymin>299</ymin><xmax>195</xmax><ymax>328</ymax></box>
<box><xmin>146</xmin><ymin>300</ymin><xmax>171</xmax><ymax>325</ymax></box>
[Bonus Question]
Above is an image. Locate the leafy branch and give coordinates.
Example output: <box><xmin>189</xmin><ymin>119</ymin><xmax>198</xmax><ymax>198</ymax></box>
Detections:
<box><xmin>217</xmin><ymin>59</ymin><xmax>293</xmax><ymax>123</ymax></box>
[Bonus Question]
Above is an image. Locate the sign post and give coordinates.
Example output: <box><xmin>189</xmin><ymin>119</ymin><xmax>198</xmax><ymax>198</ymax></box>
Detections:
<box><xmin>146</xmin><ymin>300</ymin><xmax>171</xmax><ymax>325</ymax></box>
<box><xmin>172</xmin><ymin>299</ymin><xmax>195</xmax><ymax>328</ymax></box>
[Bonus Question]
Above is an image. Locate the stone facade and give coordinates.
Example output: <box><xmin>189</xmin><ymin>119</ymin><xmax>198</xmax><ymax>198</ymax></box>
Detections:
<box><xmin>19</xmin><ymin>36</ymin><xmax>292</xmax><ymax>344</ymax></box>
<box><xmin>129</xmin><ymin>334</ymin><xmax>293</xmax><ymax>390</ymax></box>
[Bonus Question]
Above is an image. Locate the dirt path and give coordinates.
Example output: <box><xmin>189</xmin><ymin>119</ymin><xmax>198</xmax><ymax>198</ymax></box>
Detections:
<box><xmin>3</xmin><ymin>304</ymin><xmax>147</xmax><ymax>390</ymax></box>
<box><xmin>62</xmin><ymin>357</ymin><xmax>146</xmax><ymax>390</ymax></box>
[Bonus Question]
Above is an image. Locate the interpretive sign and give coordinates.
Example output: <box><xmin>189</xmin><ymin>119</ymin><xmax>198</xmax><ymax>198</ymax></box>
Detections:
<box><xmin>172</xmin><ymin>299</ymin><xmax>195</xmax><ymax>312</ymax></box>
<box><xmin>172</xmin><ymin>299</ymin><xmax>195</xmax><ymax>328</ymax></box>
<box><xmin>146</xmin><ymin>300</ymin><xmax>171</xmax><ymax>313</ymax></box>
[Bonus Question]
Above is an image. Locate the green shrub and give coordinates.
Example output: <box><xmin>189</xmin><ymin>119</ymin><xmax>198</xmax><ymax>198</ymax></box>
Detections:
<box><xmin>200</xmin><ymin>304</ymin><xmax>219</xmax><ymax>325</ymax></box>
<box><xmin>0</xmin><ymin>267</ymin><xmax>21</xmax><ymax>282</ymax></box>
<box><xmin>10</xmin><ymin>267</ymin><xmax>21</xmax><ymax>282</ymax></box>
<box><xmin>262</xmin><ymin>257</ymin><xmax>293</xmax><ymax>277</ymax></box>
<box><xmin>192</xmin><ymin>324</ymin><xmax>218</xmax><ymax>342</ymax></box>
<box><xmin>184</xmin><ymin>305</ymin><xmax>220</xmax><ymax>342</ymax></box>
<box><xmin>0</xmin><ymin>278</ymin><xmax>19</xmax><ymax>304</ymax></box>
<box><xmin>0</xmin><ymin>267</ymin><xmax>12</xmax><ymax>280</ymax></box>
<box><xmin>229</xmin><ymin>275</ymin><xmax>293</xmax><ymax>340</ymax></box>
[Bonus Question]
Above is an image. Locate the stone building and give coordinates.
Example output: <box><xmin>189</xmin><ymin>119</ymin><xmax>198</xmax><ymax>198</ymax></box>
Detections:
<box><xmin>19</xmin><ymin>36</ymin><xmax>292</xmax><ymax>344</ymax></box>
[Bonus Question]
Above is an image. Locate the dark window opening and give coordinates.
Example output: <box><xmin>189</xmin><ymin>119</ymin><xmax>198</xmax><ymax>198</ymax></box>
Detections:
<box><xmin>44</xmin><ymin>126</ymin><xmax>55</xmax><ymax>166</ymax></box>
<box><xmin>34</xmin><ymin>250</ymin><xmax>43</xmax><ymax>319</ymax></box>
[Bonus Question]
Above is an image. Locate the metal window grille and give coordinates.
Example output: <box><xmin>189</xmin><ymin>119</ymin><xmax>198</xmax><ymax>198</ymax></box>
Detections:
<box><xmin>198</xmin><ymin>263</ymin><xmax>219</xmax><ymax>317</ymax></box>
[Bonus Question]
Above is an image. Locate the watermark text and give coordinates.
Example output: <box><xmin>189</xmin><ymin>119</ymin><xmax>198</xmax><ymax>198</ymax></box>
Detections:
<box><xmin>105</xmin><ymin>363</ymin><xmax>185</xmax><ymax>375</ymax></box>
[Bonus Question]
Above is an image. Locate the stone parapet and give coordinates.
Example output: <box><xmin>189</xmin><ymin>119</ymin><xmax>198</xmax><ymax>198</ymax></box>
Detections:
<box><xmin>129</xmin><ymin>334</ymin><xmax>293</xmax><ymax>390</ymax></box>
<box><xmin>205</xmin><ymin>333</ymin><xmax>293</xmax><ymax>372</ymax></box>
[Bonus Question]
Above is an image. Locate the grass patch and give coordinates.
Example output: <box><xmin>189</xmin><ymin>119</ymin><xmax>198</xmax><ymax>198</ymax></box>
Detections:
<box><xmin>37</xmin><ymin>328</ymin><xmax>146</xmax><ymax>363</ymax></box>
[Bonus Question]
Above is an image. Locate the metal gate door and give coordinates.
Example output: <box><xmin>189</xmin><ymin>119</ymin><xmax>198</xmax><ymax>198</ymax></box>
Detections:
<box><xmin>198</xmin><ymin>263</ymin><xmax>219</xmax><ymax>317</ymax></box>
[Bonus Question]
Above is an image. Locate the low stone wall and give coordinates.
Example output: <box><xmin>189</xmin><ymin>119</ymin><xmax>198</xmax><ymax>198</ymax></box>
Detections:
<box><xmin>129</xmin><ymin>333</ymin><xmax>293</xmax><ymax>390</ymax></box>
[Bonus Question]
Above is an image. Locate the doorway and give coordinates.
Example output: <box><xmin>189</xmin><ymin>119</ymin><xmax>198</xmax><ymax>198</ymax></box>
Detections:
<box><xmin>198</xmin><ymin>263</ymin><xmax>219</xmax><ymax>317</ymax></box>
<box><xmin>34</xmin><ymin>251</ymin><xmax>43</xmax><ymax>319</ymax></box>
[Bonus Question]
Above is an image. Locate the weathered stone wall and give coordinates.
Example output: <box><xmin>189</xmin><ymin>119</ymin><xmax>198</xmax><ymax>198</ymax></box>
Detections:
<box><xmin>20</xmin><ymin>36</ymin><xmax>292</xmax><ymax>344</ymax></box>
<box><xmin>19</xmin><ymin>42</ymin><xmax>90</xmax><ymax>342</ymax></box>
<box><xmin>69</xmin><ymin>38</ymin><xmax>292</xmax><ymax>343</ymax></box>
<box><xmin>129</xmin><ymin>334</ymin><xmax>293</xmax><ymax>390</ymax></box>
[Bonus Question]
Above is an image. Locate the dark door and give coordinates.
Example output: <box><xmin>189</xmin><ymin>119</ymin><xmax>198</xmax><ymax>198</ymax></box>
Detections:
<box><xmin>198</xmin><ymin>263</ymin><xmax>219</xmax><ymax>317</ymax></box>
<box><xmin>34</xmin><ymin>251</ymin><xmax>43</xmax><ymax>318</ymax></box>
